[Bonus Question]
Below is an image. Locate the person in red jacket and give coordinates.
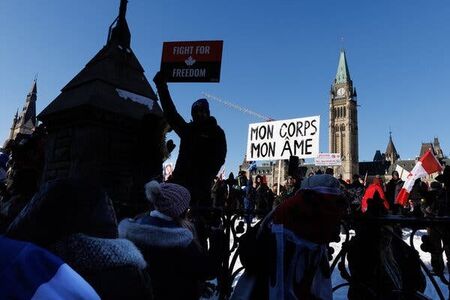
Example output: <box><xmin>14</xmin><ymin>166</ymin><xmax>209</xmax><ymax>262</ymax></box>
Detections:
<box><xmin>361</xmin><ymin>177</ymin><xmax>390</xmax><ymax>213</ymax></box>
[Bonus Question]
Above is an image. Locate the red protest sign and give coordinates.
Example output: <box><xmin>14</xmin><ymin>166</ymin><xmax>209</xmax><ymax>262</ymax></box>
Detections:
<box><xmin>161</xmin><ymin>40</ymin><xmax>223</xmax><ymax>82</ymax></box>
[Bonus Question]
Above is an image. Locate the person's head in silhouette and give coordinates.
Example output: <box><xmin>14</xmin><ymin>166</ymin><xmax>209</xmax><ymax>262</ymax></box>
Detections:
<box><xmin>366</xmin><ymin>191</ymin><xmax>387</xmax><ymax>216</ymax></box>
<box><xmin>191</xmin><ymin>98</ymin><xmax>210</xmax><ymax>123</ymax></box>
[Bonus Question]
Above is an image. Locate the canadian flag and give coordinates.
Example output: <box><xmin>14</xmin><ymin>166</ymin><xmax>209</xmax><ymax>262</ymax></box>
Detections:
<box><xmin>396</xmin><ymin>150</ymin><xmax>443</xmax><ymax>206</ymax></box>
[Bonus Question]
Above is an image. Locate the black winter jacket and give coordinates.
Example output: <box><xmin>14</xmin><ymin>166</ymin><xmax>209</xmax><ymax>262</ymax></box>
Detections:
<box><xmin>157</xmin><ymin>84</ymin><xmax>227</xmax><ymax>205</ymax></box>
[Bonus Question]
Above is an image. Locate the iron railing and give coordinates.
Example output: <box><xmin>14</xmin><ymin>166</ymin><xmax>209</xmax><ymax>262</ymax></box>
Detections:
<box><xmin>211</xmin><ymin>209</ymin><xmax>450</xmax><ymax>300</ymax></box>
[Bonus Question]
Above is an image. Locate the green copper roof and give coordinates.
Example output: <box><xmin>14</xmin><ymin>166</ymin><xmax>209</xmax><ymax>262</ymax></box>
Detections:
<box><xmin>335</xmin><ymin>50</ymin><xmax>351</xmax><ymax>84</ymax></box>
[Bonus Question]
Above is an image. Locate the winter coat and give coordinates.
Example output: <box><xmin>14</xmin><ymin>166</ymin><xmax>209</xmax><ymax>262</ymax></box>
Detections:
<box><xmin>174</xmin><ymin>117</ymin><xmax>226</xmax><ymax>205</ymax></box>
<box><xmin>361</xmin><ymin>179</ymin><xmax>390</xmax><ymax>213</ymax></box>
<box><xmin>6</xmin><ymin>178</ymin><xmax>153</xmax><ymax>299</ymax></box>
<box><xmin>237</xmin><ymin>189</ymin><xmax>347</xmax><ymax>300</ymax></box>
<box><xmin>255</xmin><ymin>184</ymin><xmax>274</xmax><ymax>214</ymax></box>
<box><xmin>386</xmin><ymin>179</ymin><xmax>405</xmax><ymax>207</ymax></box>
<box><xmin>385</xmin><ymin>178</ymin><xmax>404</xmax><ymax>208</ymax></box>
<box><xmin>427</xmin><ymin>187</ymin><xmax>450</xmax><ymax>217</ymax></box>
<box><xmin>0</xmin><ymin>236</ymin><xmax>100</xmax><ymax>300</ymax></box>
<box><xmin>50</xmin><ymin>233</ymin><xmax>152</xmax><ymax>300</ymax></box>
<box><xmin>158</xmin><ymin>85</ymin><xmax>226</xmax><ymax>206</ymax></box>
<box><xmin>119</xmin><ymin>211</ymin><xmax>221</xmax><ymax>300</ymax></box>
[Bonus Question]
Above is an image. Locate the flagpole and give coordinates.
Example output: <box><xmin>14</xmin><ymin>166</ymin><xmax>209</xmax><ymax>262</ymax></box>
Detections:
<box><xmin>277</xmin><ymin>160</ymin><xmax>281</xmax><ymax>196</ymax></box>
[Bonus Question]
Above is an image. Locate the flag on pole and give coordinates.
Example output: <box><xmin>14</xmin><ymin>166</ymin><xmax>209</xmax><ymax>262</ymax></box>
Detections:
<box><xmin>248</xmin><ymin>161</ymin><xmax>257</xmax><ymax>172</ymax></box>
<box><xmin>396</xmin><ymin>150</ymin><xmax>443</xmax><ymax>206</ymax></box>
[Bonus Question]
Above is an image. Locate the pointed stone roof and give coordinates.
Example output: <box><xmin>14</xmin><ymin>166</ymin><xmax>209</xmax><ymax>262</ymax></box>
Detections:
<box><xmin>373</xmin><ymin>150</ymin><xmax>384</xmax><ymax>162</ymax></box>
<box><xmin>39</xmin><ymin>0</ymin><xmax>160</xmax><ymax>121</ymax></box>
<box><xmin>17</xmin><ymin>80</ymin><xmax>37</xmax><ymax>129</ymax></box>
<box><xmin>419</xmin><ymin>143</ymin><xmax>434</xmax><ymax>158</ymax></box>
<box><xmin>418</xmin><ymin>138</ymin><xmax>445</xmax><ymax>159</ymax></box>
<box><xmin>385</xmin><ymin>133</ymin><xmax>399</xmax><ymax>162</ymax></box>
<box><xmin>8</xmin><ymin>80</ymin><xmax>37</xmax><ymax>140</ymax></box>
<box><xmin>335</xmin><ymin>50</ymin><xmax>351</xmax><ymax>84</ymax></box>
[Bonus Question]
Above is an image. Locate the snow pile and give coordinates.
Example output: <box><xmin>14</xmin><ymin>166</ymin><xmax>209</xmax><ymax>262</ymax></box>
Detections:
<box><xmin>116</xmin><ymin>88</ymin><xmax>154</xmax><ymax>110</ymax></box>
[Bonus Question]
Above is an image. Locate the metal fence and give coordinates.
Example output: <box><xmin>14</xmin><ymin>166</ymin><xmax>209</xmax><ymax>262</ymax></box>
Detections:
<box><xmin>214</xmin><ymin>210</ymin><xmax>450</xmax><ymax>300</ymax></box>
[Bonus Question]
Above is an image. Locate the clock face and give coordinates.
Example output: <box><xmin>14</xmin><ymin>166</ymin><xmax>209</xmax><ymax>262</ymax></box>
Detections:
<box><xmin>337</xmin><ymin>88</ymin><xmax>345</xmax><ymax>96</ymax></box>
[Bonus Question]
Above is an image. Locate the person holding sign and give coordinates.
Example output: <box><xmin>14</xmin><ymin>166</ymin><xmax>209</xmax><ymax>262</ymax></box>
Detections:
<box><xmin>153</xmin><ymin>71</ymin><xmax>227</xmax><ymax>245</ymax></box>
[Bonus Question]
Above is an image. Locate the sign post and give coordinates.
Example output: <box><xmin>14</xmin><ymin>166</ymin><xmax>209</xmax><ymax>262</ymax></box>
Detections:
<box><xmin>161</xmin><ymin>40</ymin><xmax>223</xmax><ymax>82</ymax></box>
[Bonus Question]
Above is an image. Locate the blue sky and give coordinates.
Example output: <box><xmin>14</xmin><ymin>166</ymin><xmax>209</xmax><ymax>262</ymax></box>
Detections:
<box><xmin>1</xmin><ymin>0</ymin><xmax>449</xmax><ymax>176</ymax></box>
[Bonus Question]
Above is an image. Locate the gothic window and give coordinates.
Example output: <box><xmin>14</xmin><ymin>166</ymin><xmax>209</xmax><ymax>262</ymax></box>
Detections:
<box><xmin>344</xmin><ymin>107</ymin><xmax>346</xmax><ymax>118</ymax></box>
<box><xmin>341</xmin><ymin>134</ymin><xmax>345</xmax><ymax>154</ymax></box>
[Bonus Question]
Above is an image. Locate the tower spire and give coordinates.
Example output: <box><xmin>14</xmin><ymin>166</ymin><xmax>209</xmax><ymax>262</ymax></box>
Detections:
<box><xmin>9</xmin><ymin>80</ymin><xmax>37</xmax><ymax>140</ymax></box>
<box><xmin>335</xmin><ymin>50</ymin><xmax>351</xmax><ymax>84</ymax></box>
<box><xmin>385</xmin><ymin>131</ymin><xmax>399</xmax><ymax>163</ymax></box>
<box><xmin>28</xmin><ymin>77</ymin><xmax>37</xmax><ymax>97</ymax></box>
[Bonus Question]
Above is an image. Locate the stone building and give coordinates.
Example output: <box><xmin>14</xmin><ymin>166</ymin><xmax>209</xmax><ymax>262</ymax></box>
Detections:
<box><xmin>329</xmin><ymin>50</ymin><xmax>359</xmax><ymax>180</ymax></box>
<box><xmin>359</xmin><ymin>135</ymin><xmax>448</xmax><ymax>183</ymax></box>
<box><xmin>38</xmin><ymin>0</ymin><xmax>167</xmax><ymax>218</ymax></box>
<box><xmin>8</xmin><ymin>80</ymin><xmax>37</xmax><ymax>141</ymax></box>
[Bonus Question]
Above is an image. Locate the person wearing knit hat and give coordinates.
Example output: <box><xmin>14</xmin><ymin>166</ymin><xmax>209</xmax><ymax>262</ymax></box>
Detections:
<box><xmin>119</xmin><ymin>180</ymin><xmax>223</xmax><ymax>300</ymax></box>
<box><xmin>268</xmin><ymin>174</ymin><xmax>347</xmax><ymax>300</ymax></box>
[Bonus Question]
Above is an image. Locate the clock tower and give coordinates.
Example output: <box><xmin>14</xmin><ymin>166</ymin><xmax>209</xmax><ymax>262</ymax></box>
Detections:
<box><xmin>329</xmin><ymin>50</ymin><xmax>359</xmax><ymax>180</ymax></box>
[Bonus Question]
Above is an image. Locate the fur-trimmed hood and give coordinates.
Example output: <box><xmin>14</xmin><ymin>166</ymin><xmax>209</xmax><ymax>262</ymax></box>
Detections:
<box><xmin>50</xmin><ymin>233</ymin><xmax>147</xmax><ymax>272</ymax></box>
<box><xmin>118</xmin><ymin>218</ymin><xmax>193</xmax><ymax>249</ymax></box>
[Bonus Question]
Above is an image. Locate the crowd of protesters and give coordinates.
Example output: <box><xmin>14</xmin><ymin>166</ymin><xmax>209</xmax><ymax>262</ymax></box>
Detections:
<box><xmin>0</xmin><ymin>72</ymin><xmax>449</xmax><ymax>299</ymax></box>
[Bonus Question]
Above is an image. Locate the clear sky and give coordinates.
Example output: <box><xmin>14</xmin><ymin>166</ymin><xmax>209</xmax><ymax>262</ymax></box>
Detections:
<box><xmin>1</xmin><ymin>0</ymin><xmax>449</xmax><ymax>176</ymax></box>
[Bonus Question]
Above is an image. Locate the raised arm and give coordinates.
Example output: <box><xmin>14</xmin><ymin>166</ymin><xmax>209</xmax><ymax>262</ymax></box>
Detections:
<box><xmin>153</xmin><ymin>72</ymin><xmax>187</xmax><ymax>136</ymax></box>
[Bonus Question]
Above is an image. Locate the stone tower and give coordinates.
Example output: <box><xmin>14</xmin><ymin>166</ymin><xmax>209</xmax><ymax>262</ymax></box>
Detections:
<box><xmin>9</xmin><ymin>80</ymin><xmax>37</xmax><ymax>140</ymax></box>
<box><xmin>329</xmin><ymin>50</ymin><xmax>359</xmax><ymax>180</ymax></box>
<box><xmin>38</xmin><ymin>0</ymin><xmax>167</xmax><ymax>218</ymax></box>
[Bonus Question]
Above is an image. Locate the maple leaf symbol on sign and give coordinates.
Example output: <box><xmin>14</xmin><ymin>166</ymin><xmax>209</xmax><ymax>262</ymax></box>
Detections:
<box><xmin>185</xmin><ymin>56</ymin><xmax>196</xmax><ymax>66</ymax></box>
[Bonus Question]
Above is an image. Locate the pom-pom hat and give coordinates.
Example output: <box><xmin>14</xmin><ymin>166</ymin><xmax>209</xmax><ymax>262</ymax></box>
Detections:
<box><xmin>145</xmin><ymin>180</ymin><xmax>191</xmax><ymax>218</ymax></box>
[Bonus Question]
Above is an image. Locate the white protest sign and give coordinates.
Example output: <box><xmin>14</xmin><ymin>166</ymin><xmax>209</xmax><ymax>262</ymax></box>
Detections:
<box><xmin>246</xmin><ymin>116</ymin><xmax>320</xmax><ymax>161</ymax></box>
<box><xmin>314</xmin><ymin>153</ymin><xmax>342</xmax><ymax>166</ymax></box>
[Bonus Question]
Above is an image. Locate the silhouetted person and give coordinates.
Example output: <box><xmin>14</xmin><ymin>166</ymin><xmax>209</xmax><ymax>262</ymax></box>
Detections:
<box><xmin>6</xmin><ymin>179</ymin><xmax>153</xmax><ymax>300</ymax></box>
<box><xmin>153</xmin><ymin>72</ymin><xmax>227</xmax><ymax>208</ymax></box>
<box><xmin>422</xmin><ymin>167</ymin><xmax>450</xmax><ymax>275</ymax></box>
<box><xmin>385</xmin><ymin>170</ymin><xmax>404</xmax><ymax>213</ymax></box>
<box><xmin>348</xmin><ymin>191</ymin><xmax>426</xmax><ymax>299</ymax></box>
<box><xmin>325</xmin><ymin>167</ymin><xmax>334</xmax><ymax>176</ymax></box>
<box><xmin>119</xmin><ymin>180</ymin><xmax>223</xmax><ymax>300</ymax></box>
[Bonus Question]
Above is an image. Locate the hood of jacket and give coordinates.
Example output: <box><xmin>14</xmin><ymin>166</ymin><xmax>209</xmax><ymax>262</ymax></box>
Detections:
<box><xmin>49</xmin><ymin>233</ymin><xmax>147</xmax><ymax>272</ymax></box>
<box><xmin>118</xmin><ymin>218</ymin><xmax>193</xmax><ymax>249</ymax></box>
